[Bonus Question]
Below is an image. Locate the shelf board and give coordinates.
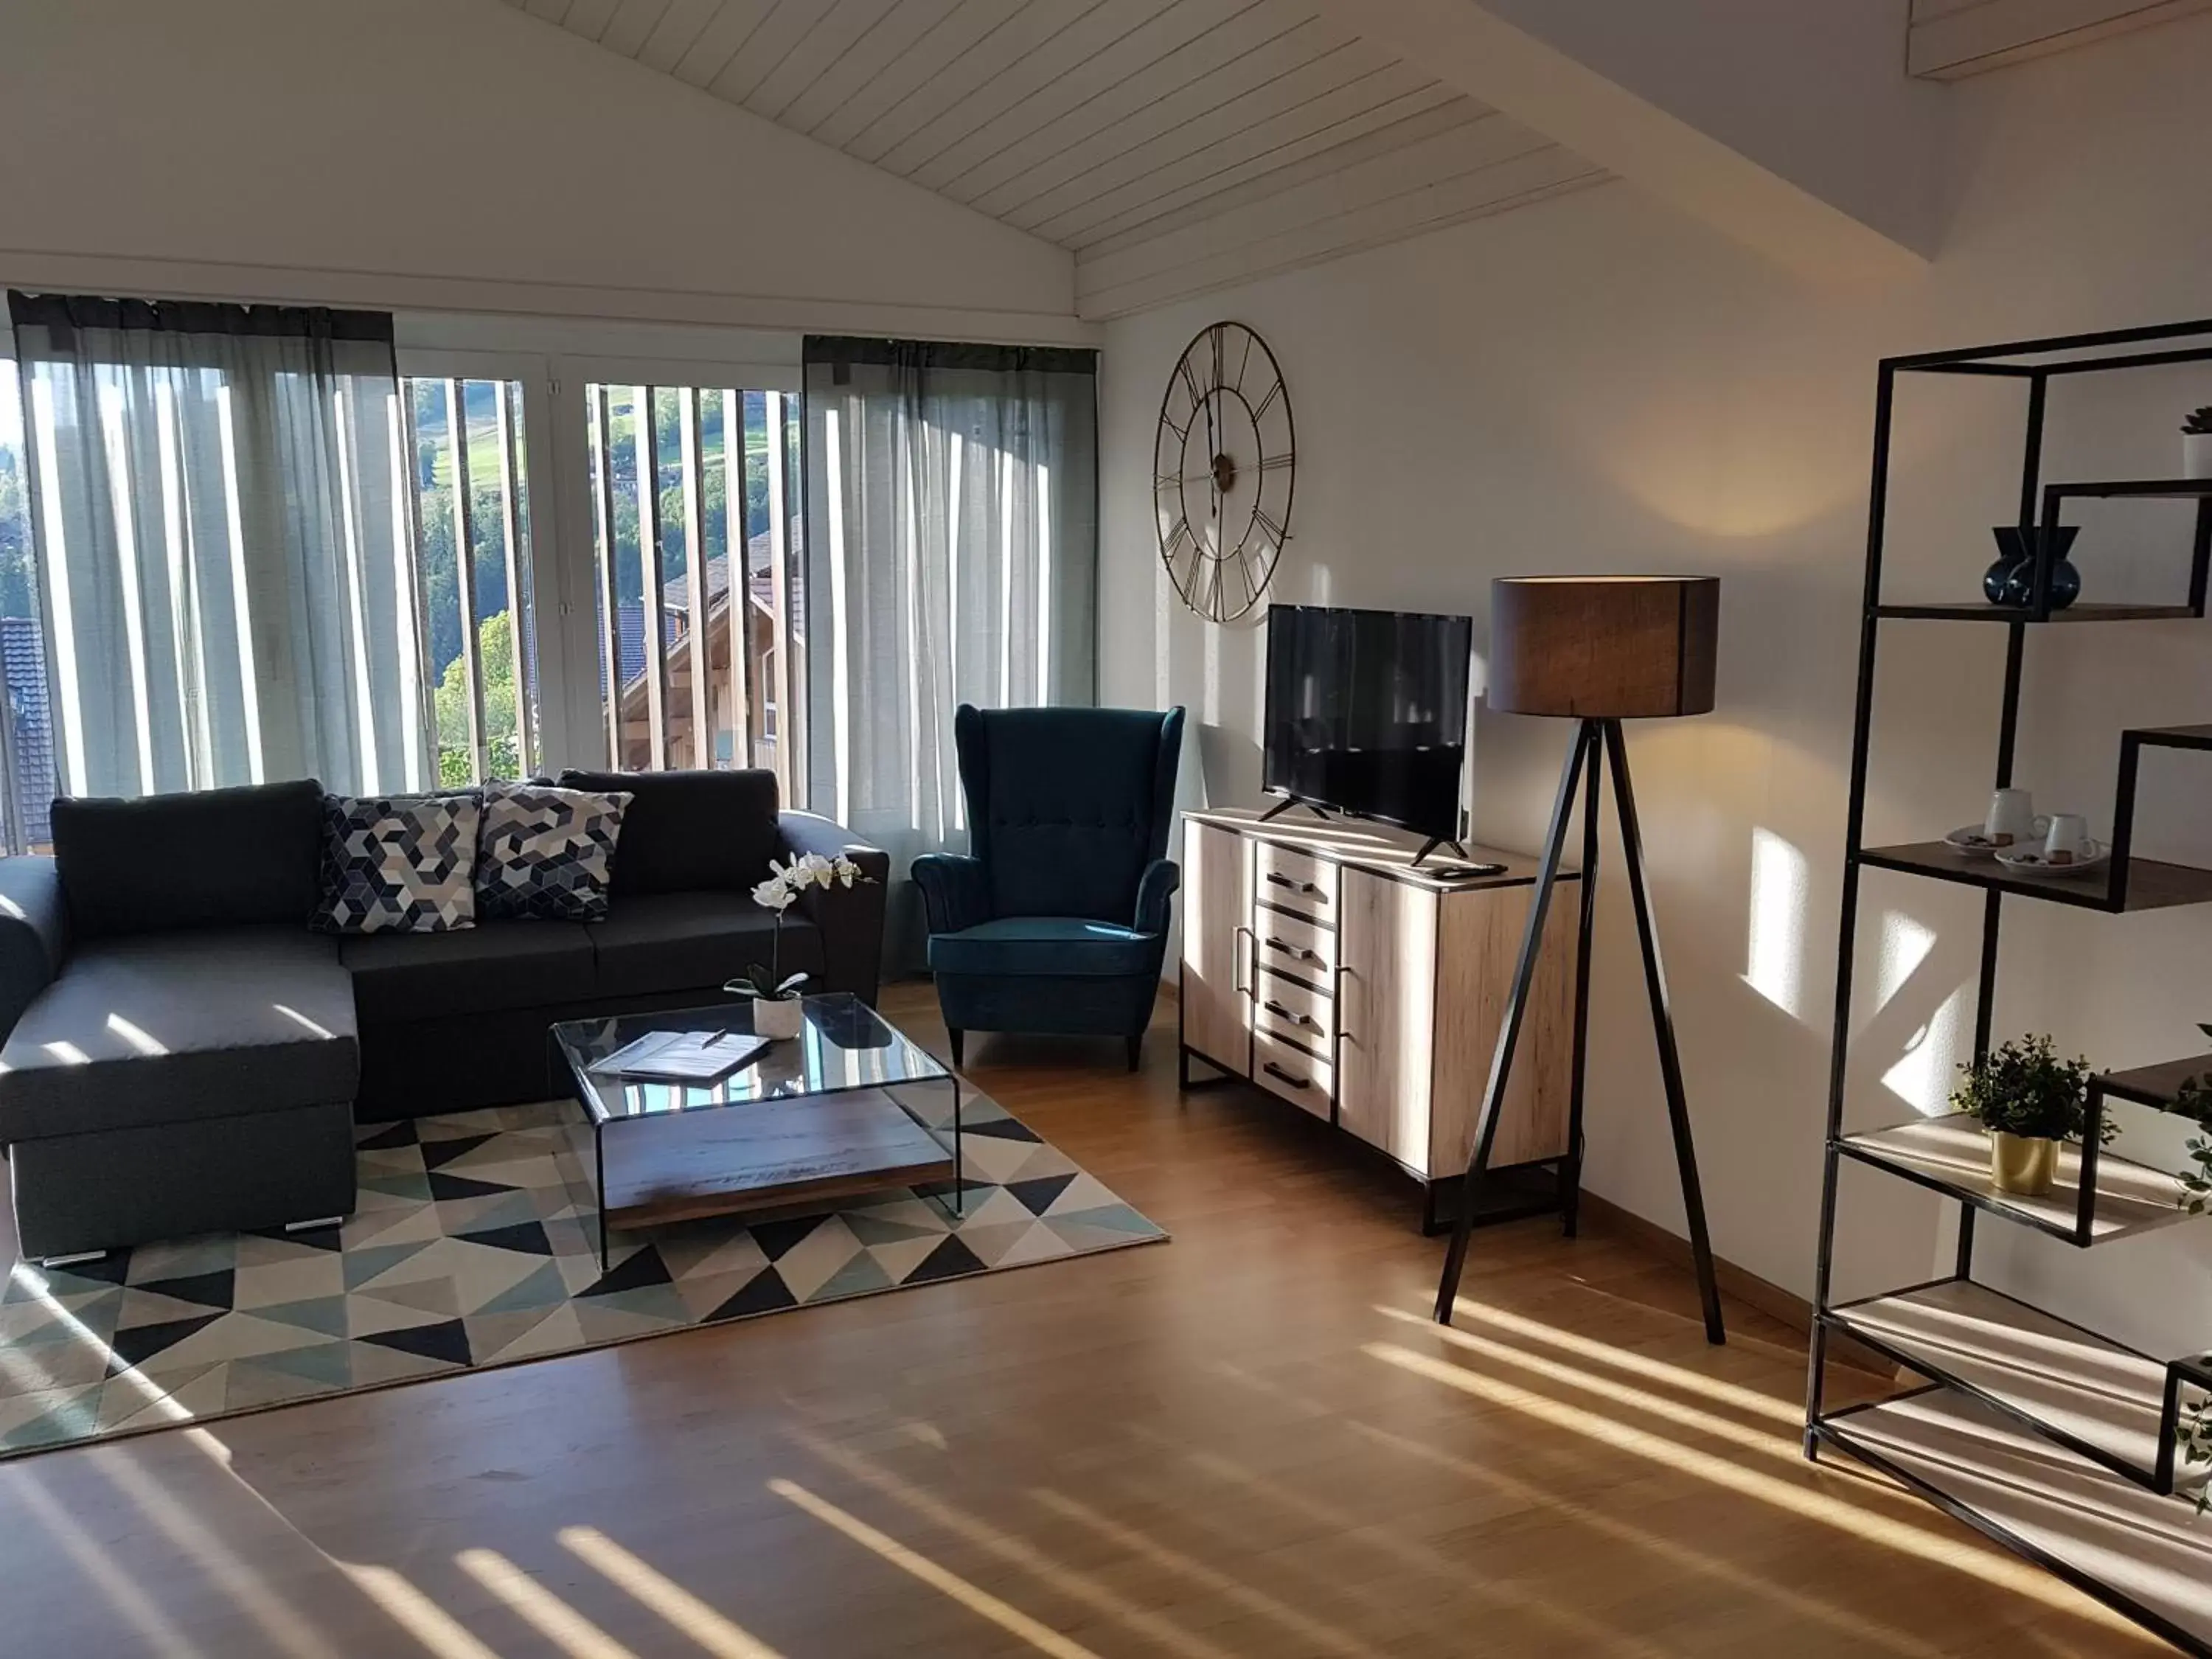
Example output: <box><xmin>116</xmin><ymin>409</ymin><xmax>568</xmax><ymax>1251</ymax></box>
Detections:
<box><xmin>2100</xmin><ymin>1056</ymin><xmax>2211</xmax><ymax>1114</ymax></box>
<box><xmin>2048</xmin><ymin>478</ymin><xmax>2212</xmax><ymax>500</ymax></box>
<box><xmin>1876</xmin><ymin>601</ymin><xmax>2199</xmax><ymax>623</ymax></box>
<box><xmin>1820</xmin><ymin>1391</ymin><xmax>2212</xmax><ymax>1658</ymax></box>
<box><xmin>1858</xmin><ymin>841</ymin><xmax>2212</xmax><ymax>913</ymax></box>
<box><xmin>1836</xmin><ymin>1114</ymin><xmax>2191</xmax><ymax>1246</ymax></box>
<box><xmin>1828</xmin><ymin>1279</ymin><xmax>2193</xmax><ymax>1490</ymax></box>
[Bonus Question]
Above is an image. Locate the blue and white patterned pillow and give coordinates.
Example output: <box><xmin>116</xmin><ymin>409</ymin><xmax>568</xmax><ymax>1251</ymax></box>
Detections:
<box><xmin>312</xmin><ymin>793</ymin><xmax>481</xmax><ymax>933</ymax></box>
<box><xmin>475</xmin><ymin>782</ymin><xmax>630</xmax><ymax>922</ymax></box>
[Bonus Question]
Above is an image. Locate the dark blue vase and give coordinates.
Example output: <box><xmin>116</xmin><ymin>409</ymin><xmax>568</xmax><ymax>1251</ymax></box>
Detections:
<box><xmin>1984</xmin><ymin>526</ymin><xmax>2081</xmax><ymax>610</ymax></box>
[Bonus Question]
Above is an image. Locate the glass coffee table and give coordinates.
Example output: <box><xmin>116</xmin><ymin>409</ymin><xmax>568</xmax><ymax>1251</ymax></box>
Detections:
<box><xmin>552</xmin><ymin>993</ymin><xmax>961</xmax><ymax>1267</ymax></box>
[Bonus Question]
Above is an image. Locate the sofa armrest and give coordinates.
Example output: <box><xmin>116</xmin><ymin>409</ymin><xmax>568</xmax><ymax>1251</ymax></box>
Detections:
<box><xmin>0</xmin><ymin>857</ymin><xmax>68</xmax><ymax>1051</ymax></box>
<box><xmin>911</xmin><ymin>853</ymin><xmax>990</xmax><ymax>937</ymax></box>
<box><xmin>778</xmin><ymin>812</ymin><xmax>889</xmax><ymax>1004</ymax></box>
<box><xmin>1133</xmin><ymin>858</ymin><xmax>1180</xmax><ymax>936</ymax></box>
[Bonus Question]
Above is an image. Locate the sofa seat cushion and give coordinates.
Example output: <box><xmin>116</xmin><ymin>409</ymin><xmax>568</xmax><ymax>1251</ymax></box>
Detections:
<box><xmin>928</xmin><ymin>917</ymin><xmax>1160</xmax><ymax>980</ymax></box>
<box><xmin>0</xmin><ymin>927</ymin><xmax>358</xmax><ymax>1142</ymax></box>
<box><xmin>586</xmin><ymin>892</ymin><xmax>824</xmax><ymax>999</ymax></box>
<box><xmin>341</xmin><ymin>921</ymin><xmax>594</xmax><ymax>1024</ymax></box>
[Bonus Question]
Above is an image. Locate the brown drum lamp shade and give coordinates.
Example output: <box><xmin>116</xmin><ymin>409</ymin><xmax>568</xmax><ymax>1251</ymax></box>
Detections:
<box><xmin>1489</xmin><ymin>576</ymin><xmax>1719</xmax><ymax>719</ymax></box>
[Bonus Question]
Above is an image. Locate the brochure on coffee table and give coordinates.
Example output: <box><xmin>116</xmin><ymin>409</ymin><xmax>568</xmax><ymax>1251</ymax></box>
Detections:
<box><xmin>587</xmin><ymin>1029</ymin><xmax>768</xmax><ymax>1082</ymax></box>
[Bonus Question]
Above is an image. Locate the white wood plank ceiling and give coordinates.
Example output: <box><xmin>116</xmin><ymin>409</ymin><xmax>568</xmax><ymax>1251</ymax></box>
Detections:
<box><xmin>501</xmin><ymin>0</ymin><xmax>1610</xmax><ymax>319</ymax></box>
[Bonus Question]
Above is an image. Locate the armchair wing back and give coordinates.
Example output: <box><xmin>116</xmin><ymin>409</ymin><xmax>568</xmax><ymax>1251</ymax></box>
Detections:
<box><xmin>923</xmin><ymin>704</ymin><xmax>1185</xmax><ymax>1071</ymax></box>
<box><xmin>956</xmin><ymin>704</ymin><xmax>1183</xmax><ymax>923</ymax></box>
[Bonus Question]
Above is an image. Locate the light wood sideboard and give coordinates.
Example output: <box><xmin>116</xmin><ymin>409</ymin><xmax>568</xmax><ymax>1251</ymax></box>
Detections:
<box><xmin>1177</xmin><ymin>807</ymin><xmax>1582</xmax><ymax>1231</ymax></box>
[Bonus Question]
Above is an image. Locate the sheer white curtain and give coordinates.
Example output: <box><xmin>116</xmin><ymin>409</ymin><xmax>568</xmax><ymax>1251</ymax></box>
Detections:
<box><xmin>8</xmin><ymin>293</ymin><xmax>428</xmax><ymax>799</ymax></box>
<box><xmin>802</xmin><ymin>337</ymin><xmax>1097</xmax><ymax>964</ymax></box>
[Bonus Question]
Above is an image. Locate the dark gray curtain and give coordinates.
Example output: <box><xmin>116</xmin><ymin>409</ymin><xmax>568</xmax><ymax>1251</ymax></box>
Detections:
<box><xmin>803</xmin><ymin>336</ymin><xmax>1099</xmax><ymax>968</ymax></box>
<box><xmin>8</xmin><ymin>292</ymin><xmax>425</xmax><ymax>798</ymax></box>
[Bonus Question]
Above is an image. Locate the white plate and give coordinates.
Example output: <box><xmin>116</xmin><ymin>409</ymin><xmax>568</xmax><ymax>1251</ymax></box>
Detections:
<box><xmin>1993</xmin><ymin>840</ymin><xmax>2108</xmax><ymax>875</ymax></box>
<box><xmin>1944</xmin><ymin>824</ymin><xmax>2008</xmax><ymax>857</ymax></box>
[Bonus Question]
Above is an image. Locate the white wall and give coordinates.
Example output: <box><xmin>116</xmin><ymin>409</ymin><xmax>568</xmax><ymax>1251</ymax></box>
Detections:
<box><xmin>0</xmin><ymin>0</ymin><xmax>1085</xmax><ymax>344</ymax></box>
<box><xmin>1099</xmin><ymin>16</ymin><xmax>2212</xmax><ymax>1351</ymax></box>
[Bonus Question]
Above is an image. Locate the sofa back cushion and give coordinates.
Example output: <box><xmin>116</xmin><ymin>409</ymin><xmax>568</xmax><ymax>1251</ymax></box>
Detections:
<box><xmin>556</xmin><ymin>769</ymin><xmax>779</xmax><ymax>897</ymax></box>
<box><xmin>958</xmin><ymin>707</ymin><xmax>1178</xmax><ymax>925</ymax></box>
<box><xmin>52</xmin><ymin>779</ymin><xmax>325</xmax><ymax>939</ymax></box>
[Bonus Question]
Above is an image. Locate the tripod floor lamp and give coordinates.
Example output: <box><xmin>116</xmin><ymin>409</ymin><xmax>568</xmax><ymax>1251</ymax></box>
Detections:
<box><xmin>1433</xmin><ymin>575</ymin><xmax>1726</xmax><ymax>1346</ymax></box>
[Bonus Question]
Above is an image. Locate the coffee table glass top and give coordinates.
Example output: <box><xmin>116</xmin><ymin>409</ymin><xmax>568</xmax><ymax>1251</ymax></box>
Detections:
<box><xmin>553</xmin><ymin>993</ymin><xmax>953</xmax><ymax>1125</ymax></box>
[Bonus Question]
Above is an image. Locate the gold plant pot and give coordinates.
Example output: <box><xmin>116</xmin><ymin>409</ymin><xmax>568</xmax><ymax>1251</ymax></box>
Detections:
<box><xmin>1990</xmin><ymin>1131</ymin><xmax>2059</xmax><ymax>1197</ymax></box>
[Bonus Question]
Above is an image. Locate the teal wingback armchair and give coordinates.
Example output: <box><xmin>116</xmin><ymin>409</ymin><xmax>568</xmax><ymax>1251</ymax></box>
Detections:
<box><xmin>914</xmin><ymin>704</ymin><xmax>1185</xmax><ymax>1071</ymax></box>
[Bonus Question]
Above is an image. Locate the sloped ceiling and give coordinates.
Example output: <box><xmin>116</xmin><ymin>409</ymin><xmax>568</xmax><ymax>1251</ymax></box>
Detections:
<box><xmin>498</xmin><ymin>0</ymin><xmax>1610</xmax><ymax>319</ymax></box>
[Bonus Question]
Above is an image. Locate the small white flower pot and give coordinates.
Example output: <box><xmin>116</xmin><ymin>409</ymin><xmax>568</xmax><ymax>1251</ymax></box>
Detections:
<box><xmin>2185</xmin><ymin>432</ymin><xmax>2212</xmax><ymax>480</ymax></box>
<box><xmin>754</xmin><ymin>995</ymin><xmax>804</xmax><ymax>1041</ymax></box>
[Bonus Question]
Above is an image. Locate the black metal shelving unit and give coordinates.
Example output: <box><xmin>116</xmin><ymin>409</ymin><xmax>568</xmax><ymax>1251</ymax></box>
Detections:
<box><xmin>1806</xmin><ymin>317</ymin><xmax>2212</xmax><ymax>1656</ymax></box>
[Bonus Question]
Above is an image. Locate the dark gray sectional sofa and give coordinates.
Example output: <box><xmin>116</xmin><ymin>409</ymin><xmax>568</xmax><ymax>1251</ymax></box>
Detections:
<box><xmin>0</xmin><ymin>770</ymin><xmax>887</xmax><ymax>1261</ymax></box>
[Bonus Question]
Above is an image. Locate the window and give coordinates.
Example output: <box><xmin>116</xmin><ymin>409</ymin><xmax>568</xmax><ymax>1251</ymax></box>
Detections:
<box><xmin>0</xmin><ymin>352</ymin><xmax>52</xmax><ymax>852</ymax></box>
<box><xmin>399</xmin><ymin>376</ymin><xmax>538</xmax><ymax>786</ymax></box>
<box><xmin>585</xmin><ymin>381</ymin><xmax>804</xmax><ymax>799</ymax></box>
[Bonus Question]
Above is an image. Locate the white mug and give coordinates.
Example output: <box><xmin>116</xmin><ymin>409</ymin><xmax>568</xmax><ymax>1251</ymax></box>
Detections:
<box><xmin>1985</xmin><ymin>788</ymin><xmax>2048</xmax><ymax>848</ymax></box>
<box><xmin>2044</xmin><ymin>813</ymin><xmax>2094</xmax><ymax>863</ymax></box>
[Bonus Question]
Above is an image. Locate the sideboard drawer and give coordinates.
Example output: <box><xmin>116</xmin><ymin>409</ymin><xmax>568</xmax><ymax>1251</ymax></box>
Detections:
<box><xmin>1254</xmin><ymin>908</ymin><xmax>1335</xmax><ymax>982</ymax></box>
<box><xmin>1253</xmin><ymin>1030</ymin><xmax>1332</xmax><ymax>1119</ymax></box>
<box><xmin>1256</xmin><ymin>973</ymin><xmax>1335</xmax><ymax>1048</ymax></box>
<box><xmin>1256</xmin><ymin>841</ymin><xmax>1338</xmax><ymax>924</ymax></box>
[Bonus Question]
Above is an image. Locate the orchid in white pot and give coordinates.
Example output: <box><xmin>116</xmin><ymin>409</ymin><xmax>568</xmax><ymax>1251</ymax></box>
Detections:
<box><xmin>726</xmin><ymin>852</ymin><xmax>872</xmax><ymax>1039</ymax></box>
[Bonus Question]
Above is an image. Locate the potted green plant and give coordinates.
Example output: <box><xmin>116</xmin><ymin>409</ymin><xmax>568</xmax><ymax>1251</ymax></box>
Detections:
<box><xmin>1950</xmin><ymin>1034</ymin><xmax>2099</xmax><ymax>1196</ymax></box>
<box><xmin>2185</xmin><ymin>407</ymin><xmax>2212</xmax><ymax>481</ymax></box>
<box><xmin>726</xmin><ymin>852</ymin><xmax>873</xmax><ymax>1040</ymax></box>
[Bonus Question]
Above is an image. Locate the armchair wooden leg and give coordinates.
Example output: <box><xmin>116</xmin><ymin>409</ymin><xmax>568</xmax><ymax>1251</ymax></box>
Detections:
<box><xmin>1124</xmin><ymin>1033</ymin><xmax>1142</xmax><ymax>1072</ymax></box>
<box><xmin>947</xmin><ymin>1029</ymin><xmax>965</xmax><ymax>1069</ymax></box>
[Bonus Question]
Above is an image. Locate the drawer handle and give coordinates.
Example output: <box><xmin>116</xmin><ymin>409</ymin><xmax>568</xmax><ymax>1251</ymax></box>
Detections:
<box><xmin>1265</xmin><ymin>936</ymin><xmax>1323</xmax><ymax>964</ymax></box>
<box><xmin>1262</xmin><ymin>999</ymin><xmax>1319</xmax><ymax>1030</ymax></box>
<box><xmin>1262</xmin><ymin>1060</ymin><xmax>1312</xmax><ymax>1090</ymax></box>
<box><xmin>1265</xmin><ymin>872</ymin><xmax>1324</xmax><ymax>897</ymax></box>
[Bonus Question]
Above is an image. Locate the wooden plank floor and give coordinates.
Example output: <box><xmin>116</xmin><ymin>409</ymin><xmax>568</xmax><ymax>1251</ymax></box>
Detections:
<box><xmin>0</xmin><ymin>985</ymin><xmax>2172</xmax><ymax>1658</ymax></box>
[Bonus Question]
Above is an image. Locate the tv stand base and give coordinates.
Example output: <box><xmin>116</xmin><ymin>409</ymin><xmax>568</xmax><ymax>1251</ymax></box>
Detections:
<box><xmin>1258</xmin><ymin>796</ymin><xmax>1332</xmax><ymax>824</ymax></box>
<box><xmin>1410</xmin><ymin>836</ymin><xmax>1469</xmax><ymax>867</ymax></box>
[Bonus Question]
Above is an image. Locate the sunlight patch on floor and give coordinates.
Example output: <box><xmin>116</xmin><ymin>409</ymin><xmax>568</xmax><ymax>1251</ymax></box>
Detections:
<box><xmin>1029</xmin><ymin>1489</ymin><xmax>1387</xmax><ymax>1659</ymax></box>
<box><xmin>459</xmin><ymin>1547</ymin><xmax>638</xmax><ymax>1659</ymax></box>
<box><xmin>1389</xmin><ymin>1298</ymin><xmax>1804</xmax><ymax>1424</ymax></box>
<box><xmin>559</xmin><ymin>1526</ymin><xmax>788</xmax><ymax>1659</ymax></box>
<box><xmin>1363</xmin><ymin>1340</ymin><xmax>2133</xmax><ymax>1627</ymax></box>
<box><xmin>768</xmin><ymin>1478</ymin><xmax>1103</xmax><ymax>1659</ymax></box>
<box><xmin>787</xmin><ymin>1427</ymin><xmax>1242</xmax><ymax>1659</ymax></box>
<box><xmin>1347</xmin><ymin>1421</ymin><xmax>1972</xmax><ymax>1659</ymax></box>
<box><xmin>340</xmin><ymin>1565</ymin><xmax>502</xmax><ymax>1659</ymax></box>
<box><xmin>11</xmin><ymin>1464</ymin><xmax>214</xmax><ymax>1659</ymax></box>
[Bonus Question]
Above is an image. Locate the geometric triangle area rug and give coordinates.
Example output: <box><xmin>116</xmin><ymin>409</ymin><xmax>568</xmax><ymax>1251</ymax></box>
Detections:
<box><xmin>0</xmin><ymin>1092</ymin><xmax>1166</xmax><ymax>1459</ymax></box>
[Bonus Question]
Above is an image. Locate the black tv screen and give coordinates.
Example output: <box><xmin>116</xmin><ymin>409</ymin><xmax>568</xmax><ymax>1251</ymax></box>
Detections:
<box><xmin>1262</xmin><ymin>604</ymin><xmax>1472</xmax><ymax>842</ymax></box>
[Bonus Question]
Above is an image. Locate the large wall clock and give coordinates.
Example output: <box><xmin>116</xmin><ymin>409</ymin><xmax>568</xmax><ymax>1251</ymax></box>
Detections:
<box><xmin>1154</xmin><ymin>321</ymin><xmax>1294</xmax><ymax>622</ymax></box>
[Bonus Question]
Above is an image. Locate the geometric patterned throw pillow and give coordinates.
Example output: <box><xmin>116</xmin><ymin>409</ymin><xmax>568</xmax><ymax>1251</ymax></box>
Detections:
<box><xmin>474</xmin><ymin>782</ymin><xmax>630</xmax><ymax>922</ymax></box>
<box><xmin>310</xmin><ymin>793</ymin><xmax>482</xmax><ymax>933</ymax></box>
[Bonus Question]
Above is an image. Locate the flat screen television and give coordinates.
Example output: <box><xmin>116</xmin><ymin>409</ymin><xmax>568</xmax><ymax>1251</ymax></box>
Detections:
<box><xmin>1262</xmin><ymin>604</ymin><xmax>1473</xmax><ymax>846</ymax></box>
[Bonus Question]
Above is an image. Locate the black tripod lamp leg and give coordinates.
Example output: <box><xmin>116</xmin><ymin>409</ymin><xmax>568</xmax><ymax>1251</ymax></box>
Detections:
<box><xmin>1562</xmin><ymin>734</ymin><xmax>1601</xmax><ymax>1239</ymax></box>
<box><xmin>1602</xmin><ymin>720</ymin><xmax>1725</xmax><ymax>1346</ymax></box>
<box><xmin>1434</xmin><ymin>719</ymin><xmax>1593</xmax><ymax>1325</ymax></box>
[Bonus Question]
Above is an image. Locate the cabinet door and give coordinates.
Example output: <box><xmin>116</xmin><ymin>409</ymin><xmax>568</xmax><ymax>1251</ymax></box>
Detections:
<box><xmin>1335</xmin><ymin>867</ymin><xmax>1439</xmax><ymax>1167</ymax></box>
<box><xmin>1180</xmin><ymin>821</ymin><xmax>1253</xmax><ymax>1073</ymax></box>
<box><xmin>1431</xmin><ymin>880</ymin><xmax>1579</xmax><ymax>1177</ymax></box>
